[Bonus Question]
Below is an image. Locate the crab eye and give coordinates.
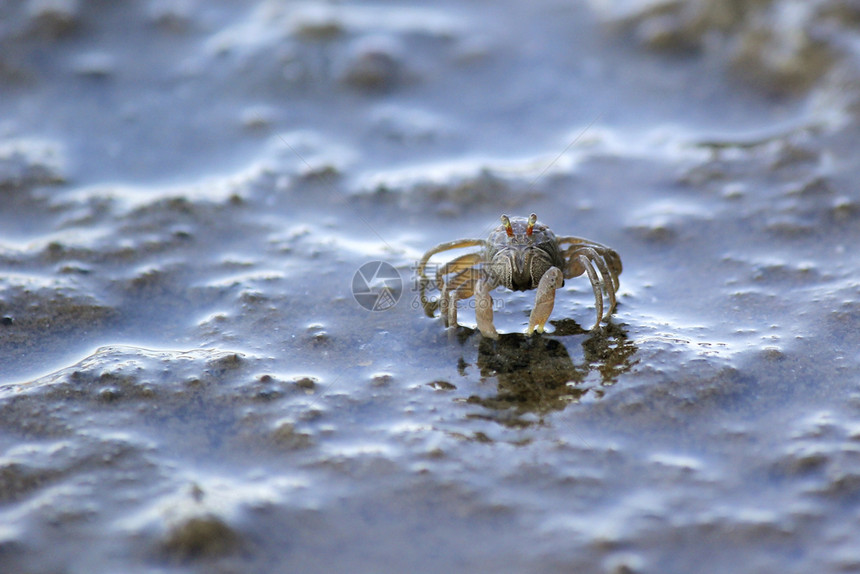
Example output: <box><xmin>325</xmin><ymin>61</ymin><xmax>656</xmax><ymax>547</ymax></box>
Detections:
<box><xmin>500</xmin><ymin>214</ymin><xmax>513</xmax><ymax>237</ymax></box>
<box><xmin>526</xmin><ymin>213</ymin><xmax>537</xmax><ymax>236</ymax></box>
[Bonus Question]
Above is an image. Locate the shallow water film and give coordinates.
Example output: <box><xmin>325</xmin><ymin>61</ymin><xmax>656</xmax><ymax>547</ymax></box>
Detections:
<box><xmin>2</xmin><ymin>1</ymin><xmax>860</xmax><ymax>572</ymax></box>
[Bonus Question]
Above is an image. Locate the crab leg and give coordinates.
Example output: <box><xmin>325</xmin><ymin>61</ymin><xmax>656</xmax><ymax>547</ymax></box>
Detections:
<box><xmin>417</xmin><ymin>239</ymin><xmax>484</xmax><ymax>317</ymax></box>
<box><xmin>580</xmin><ymin>255</ymin><xmax>603</xmax><ymax>330</ymax></box>
<box><xmin>446</xmin><ymin>290</ymin><xmax>458</xmax><ymax>327</ymax></box>
<box><xmin>440</xmin><ymin>267</ymin><xmax>478</xmax><ymax>327</ymax></box>
<box><xmin>569</xmin><ymin>245</ymin><xmax>619</xmax><ymax>300</ymax></box>
<box><xmin>564</xmin><ymin>249</ymin><xmax>587</xmax><ymax>279</ymax></box>
<box><xmin>557</xmin><ymin>236</ymin><xmax>609</xmax><ymax>247</ymax></box>
<box><xmin>562</xmin><ymin>241</ymin><xmax>621</xmax><ymax>322</ymax></box>
<box><xmin>416</xmin><ymin>239</ymin><xmax>486</xmax><ymax>278</ymax></box>
<box><xmin>558</xmin><ymin>236</ymin><xmax>623</xmax><ymax>282</ymax></box>
<box><xmin>443</xmin><ymin>266</ymin><xmax>478</xmax><ymax>295</ymax></box>
<box><xmin>435</xmin><ymin>252</ymin><xmax>483</xmax><ymax>290</ymax></box>
<box><xmin>587</xmin><ymin>251</ymin><xmax>618</xmax><ymax>314</ymax></box>
<box><xmin>526</xmin><ymin>266</ymin><xmax>564</xmax><ymax>335</ymax></box>
<box><xmin>602</xmin><ymin>248</ymin><xmax>623</xmax><ymax>277</ymax></box>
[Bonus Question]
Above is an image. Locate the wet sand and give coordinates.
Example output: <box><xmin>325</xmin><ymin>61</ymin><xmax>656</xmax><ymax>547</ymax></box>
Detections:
<box><xmin>2</xmin><ymin>1</ymin><xmax>860</xmax><ymax>572</ymax></box>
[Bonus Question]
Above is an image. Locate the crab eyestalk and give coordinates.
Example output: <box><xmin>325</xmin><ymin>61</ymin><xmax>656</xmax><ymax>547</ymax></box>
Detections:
<box><xmin>526</xmin><ymin>213</ymin><xmax>537</xmax><ymax>236</ymax></box>
<box><xmin>500</xmin><ymin>214</ymin><xmax>513</xmax><ymax>237</ymax></box>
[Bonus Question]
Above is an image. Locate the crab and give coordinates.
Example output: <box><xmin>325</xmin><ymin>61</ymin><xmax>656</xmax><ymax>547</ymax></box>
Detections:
<box><xmin>417</xmin><ymin>213</ymin><xmax>622</xmax><ymax>338</ymax></box>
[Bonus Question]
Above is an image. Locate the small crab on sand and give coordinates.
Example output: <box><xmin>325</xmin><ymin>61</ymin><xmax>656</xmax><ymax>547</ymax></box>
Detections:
<box><xmin>417</xmin><ymin>213</ymin><xmax>622</xmax><ymax>338</ymax></box>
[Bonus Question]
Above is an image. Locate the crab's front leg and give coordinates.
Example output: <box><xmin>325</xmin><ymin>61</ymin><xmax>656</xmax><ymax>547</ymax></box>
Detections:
<box><xmin>475</xmin><ymin>277</ymin><xmax>499</xmax><ymax>339</ymax></box>
<box><xmin>526</xmin><ymin>267</ymin><xmax>564</xmax><ymax>335</ymax></box>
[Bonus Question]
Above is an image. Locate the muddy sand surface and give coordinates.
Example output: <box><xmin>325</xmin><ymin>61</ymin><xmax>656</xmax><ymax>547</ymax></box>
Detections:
<box><xmin>2</xmin><ymin>1</ymin><xmax>860</xmax><ymax>572</ymax></box>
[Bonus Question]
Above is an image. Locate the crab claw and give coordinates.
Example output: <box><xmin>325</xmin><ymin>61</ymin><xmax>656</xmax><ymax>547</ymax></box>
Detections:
<box><xmin>526</xmin><ymin>267</ymin><xmax>563</xmax><ymax>335</ymax></box>
<box><xmin>475</xmin><ymin>278</ymin><xmax>499</xmax><ymax>339</ymax></box>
